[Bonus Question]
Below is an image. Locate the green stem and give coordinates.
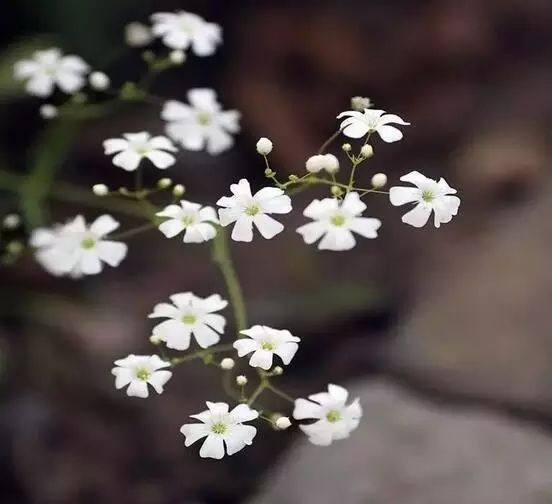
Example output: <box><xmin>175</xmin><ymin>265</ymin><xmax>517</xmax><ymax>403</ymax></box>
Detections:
<box><xmin>318</xmin><ymin>129</ymin><xmax>341</xmax><ymax>154</ymax></box>
<box><xmin>211</xmin><ymin>227</ymin><xmax>247</xmax><ymax>332</ymax></box>
<box><xmin>267</xmin><ymin>384</ymin><xmax>295</xmax><ymax>404</ymax></box>
<box><xmin>248</xmin><ymin>378</ymin><xmax>268</xmax><ymax>406</ymax></box>
<box><xmin>111</xmin><ymin>222</ymin><xmax>157</xmax><ymax>240</ymax></box>
<box><xmin>170</xmin><ymin>344</ymin><xmax>234</xmax><ymax>366</ymax></box>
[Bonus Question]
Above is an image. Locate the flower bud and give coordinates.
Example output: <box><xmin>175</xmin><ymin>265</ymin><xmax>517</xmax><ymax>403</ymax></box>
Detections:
<box><xmin>92</xmin><ymin>184</ymin><xmax>109</xmax><ymax>196</ymax></box>
<box><xmin>157</xmin><ymin>177</ymin><xmax>173</xmax><ymax>189</ymax></box>
<box><xmin>324</xmin><ymin>154</ymin><xmax>340</xmax><ymax>174</ymax></box>
<box><xmin>360</xmin><ymin>144</ymin><xmax>374</xmax><ymax>159</ymax></box>
<box><xmin>331</xmin><ymin>185</ymin><xmax>343</xmax><ymax>197</ymax></box>
<box><xmin>169</xmin><ymin>50</ymin><xmax>186</xmax><ymax>65</ymax></box>
<box><xmin>275</xmin><ymin>416</ymin><xmax>292</xmax><ymax>430</ymax></box>
<box><xmin>125</xmin><ymin>22</ymin><xmax>153</xmax><ymax>47</ymax></box>
<box><xmin>39</xmin><ymin>104</ymin><xmax>58</xmax><ymax>119</ymax></box>
<box><xmin>264</xmin><ymin>168</ymin><xmax>275</xmax><ymax>177</ymax></box>
<box><xmin>236</xmin><ymin>375</ymin><xmax>248</xmax><ymax>386</ymax></box>
<box><xmin>89</xmin><ymin>71</ymin><xmax>110</xmax><ymax>90</ymax></box>
<box><xmin>256</xmin><ymin>137</ymin><xmax>273</xmax><ymax>155</ymax></box>
<box><xmin>305</xmin><ymin>155</ymin><xmax>326</xmax><ymax>174</ymax></box>
<box><xmin>2</xmin><ymin>214</ymin><xmax>21</xmax><ymax>230</ymax></box>
<box><xmin>288</xmin><ymin>174</ymin><xmax>299</xmax><ymax>182</ymax></box>
<box><xmin>173</xmin><ymin>184</ymin><xmax>185</xmax><ymax>197</ymax></box>
<box><xmin>149</xmin><ymin>334</ymin><xmax>162</xmax><ymax>345</ymax></box>
<box><xmin>371</xmin><ymin>172</ymin><xmax>388</xmax><ymax>188</ymax></box>
<box><xmin>351</xmin><ymin>96</ymin><xmax>372</xmax><ymax>111</ymax></box>
<box><xmin>6</xmin><ymin>241</ymin><xmax>23</xmax><ymax>256</ymax></box>
<box><xmin>342</xmin><ymin>143</ymin><xmax>352</xmax><ymax>152</ymax></box>
<box><xmin>220</xmin><ymin>358</ymin><xmax>235</xmax><ymax>370</ymax></box>
<box><xmin>272</xmin><ymin>366</ymin><xmax>283</xmax><ymax>376</ymax></box>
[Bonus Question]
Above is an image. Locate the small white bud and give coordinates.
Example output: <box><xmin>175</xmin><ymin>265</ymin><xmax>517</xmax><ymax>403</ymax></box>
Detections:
<box><xmin>2</xmin><ymin>213</ymin><xmax>21</xmax><ymax>230</ymax></box>
<box><xmin>169</xmin><ymin>50</ymin><xmax>186</xmax><ymax>65</ymax></box>
<box><xmin>323</xmin><ymin>154</ymin><xmax>340</xmax><ymax>174</ymax></box>
<box><xmin>272</xmin><ymin>366</ymin><xmax>283</xmax><ymax>376</ymax></box>
<box><xmin>149</xmin><ymin>334</ymin><xmax>162</xmax><ymax>345</ymax></box>
<box><xmin>89</xmin><ymin>71</ymin><xmax>110</xmax><ymax>91</ymax></box>
<box><xmin>275</xmin><ymin>416</ymin><xmax>292</xmax><ymax>430</ymax></box>
<box><xmin>236</xmin><ymin>375</ymin><xmax>248</xmax><ymax>386</ymax></box>
<box><xmin>172</xmin><ymin>184</ymin><xmax>185</xmax><ymax>197</ymax></box>
<box><xmin>39</xmin><ymin>104</ymin><xmax>58</xmax><ymax>119</ymax></box>
<box><xmin>125</xmin><ymin>22</ymin><xmax>153</xmax><ymax>47</ymax></box>
<box><xmin>305</xmin><ymin>154</ymin><xmax>326</xmax><ymax>173</ymax></box>
<box><xmin>256</xmin><ymin>137</ymin><xmax>273</xmax><ymax>155</ymax></box>
<box><xmin>157</xmin><ymin>177</ymin><xmax>173</xmax><ymax>189</ymax></box>
<box><xmin>351</xmin><ymin>96</ymin><xmax>372</xmax><ymax>111</ymax></box>
<box><xmin>360</xmin><ymin>144</ymin><xmax>374</xmax><ymax>159</ymax></box>
<box><xmin>371</xmin><ymin>172</ymin><xmax>388</xmax><ymax>188</ymax></box>
<box><xmin>92</xmin><ymin>184</ymin><xmax>109</xmax><ymax>196</ymax></box>
<box><xmin>220</xmin><ymin>358</ymin><xmax>235</xmax><ymax>370</ymax></box>
<box><xmin>342</xmin><ymin>143</ymin><xmax>352</xmax><ymax>152</ymax></box>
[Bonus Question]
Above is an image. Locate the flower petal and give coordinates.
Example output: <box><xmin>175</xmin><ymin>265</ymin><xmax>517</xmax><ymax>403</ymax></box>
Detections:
<box><xmin>293</xmin><ymin>398</ymin><xmax>323</xmax><ymax>420</ymax></box>
<box><xmin>231</xmin><ymin>215</ymin><xmax>253</xmax><ymax>242</ymax></box>
<box><xmin>233</xmin><ymin>338</ymin><xmax>258</xmax><ymax>357</ymax></box>
<box><xmin>126</xmin><ymin>380</ymin><xmax>149</xmax><ymax>398</ymax></box>
<box><xmin>96</xmin><ymin>241</ymin><xmax>127</xmax><ymax>267</ymax></box>
<box><xmin>146</xmin><ymin>150</ymin><xmax>176</xmax><ymax>169</ymax></box>
<box><xmin>180</xmin><ymin>423</ymin><xmax>210</xmax><ymax>446</ymax></box>
<box><xmin>159</xmin><ymin>219</ymin><xmax>186</xmax><ymax>238</ymax></box>
<box><xmin>224</xmin><ymin>425</ymin><xmax>256</xmax><ymax>455</ymax></box>
<box><xmin>112</xmin><ymin>150</ymin><xmax>142</xmax><ymax>171</ymax></box>
<box><xmin>253</xmin><ymin>214</ymin><xmax>284</xmax><ymax>239</ymax></box>
<box><xmin>376</xmin><ymin>124</ymin><xmax>404</xmax><ymax>143</ymax></box>
<box><xmin>401</xmin><ymin>203</ymin><xmax>432</xmax><ymax>228</ymax></box>
<box><xmin>193</xmin><ymin>323</ymin><xmax>221</xmax><ymax>348</ymax></box>
<box><xmin>389</xmin><ymin>186</ymin><xmax>422</xmax><ymax>206</ymax></box>
<box><xmin>349</xmin><ymin>217</ymin><xmax>381</xmax><ymax>239</ymax></box>
<box><xmin>199</xmin><ymin>434</ymin><xmax>225</xmax><ymax>459</ymax></box>
<box><xmin>148</xmin><ymin>370</ymin><xmax>172</xmax><ymax>393</ymax></box>
<box><xmin>248</xmin><ymin>349</ymin><xmax>273</xmax><ymax>370</ymax></box>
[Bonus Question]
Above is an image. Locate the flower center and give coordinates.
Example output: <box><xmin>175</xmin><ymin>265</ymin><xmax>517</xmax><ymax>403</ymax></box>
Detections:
<box><xmin>136</xmin><ymin>368</ymin><xmax>151</xmax><ymax>381</ymax></box>
<box><xmin>245</xmin><ymin>204</ymin><xmax>260</xmax><ymax>216</ymax></box>
<box><xmin>181</xmin><ymin>314</ymin><xmax>197</xmax><ymax>325</ymax></box>
<box><xmin>326</xmin><ymin>409</ymin><xmax>342</xmax><ymax>423</ymax></box>
<box><xmin>421</xmin><ymin>190</ymin><xmax>435</xmax><ymax>203</ymax></box>
<box><xmin>330</xmin><ymin>214</ymin><xmax>346</xmax><ymax>227</ymax></box>
<box><xmin>261</xmin><ymin>341</ymin><xmax>275</xmax><ymax>351</ymax></box>
<box><xmin>197</xmin><ymin>112</ymin><xmax>212</xmax><ymax>126</ymax></box>
<box><xmin>81</xmin><ymin>237</ymin><xmax>96</xmax><ymax>250</ymax></box>
<box><xmin>135</xmin><ymin>147</ymin><xmax>150</xmax><ymax>156</ymax></box>
<box><xmin>211</xmin><ymin>421</ymin><xmax>227</xmax><ymax>434</ymax></box>
<box><xmin>181</xmin><ymin>215</ymin><xmax>196</xmax><ymax>226</ymax></box>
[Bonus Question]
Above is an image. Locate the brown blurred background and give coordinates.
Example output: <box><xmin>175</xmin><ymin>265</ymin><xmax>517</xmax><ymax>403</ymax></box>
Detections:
<box><xmin>2</xmin><ymin>0</ymin><xmax>552</xmax><ymax>503</ymax></box>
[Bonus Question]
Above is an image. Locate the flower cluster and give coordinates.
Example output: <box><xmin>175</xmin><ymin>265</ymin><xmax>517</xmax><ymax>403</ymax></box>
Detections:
<box><xmin>12</xmin><ymin>9</ymin><xmax>462</xmax><ymax>462</ymax></box>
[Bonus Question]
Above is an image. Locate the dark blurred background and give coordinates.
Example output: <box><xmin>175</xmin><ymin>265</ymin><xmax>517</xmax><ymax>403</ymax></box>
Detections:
<box><xmin>2</xmin><ymin>0</ymin><xmax>552</xmax><ymax>503</ymax></box>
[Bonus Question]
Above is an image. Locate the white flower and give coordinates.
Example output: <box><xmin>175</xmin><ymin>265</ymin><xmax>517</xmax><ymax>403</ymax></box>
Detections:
<box><xmin>293</xmin><ymin>384</ymin><xmax>362</xmax><ymax>446</ymax></box>
<box><xmin>151</xmin><ymin>11</ymin><xmax>222</xmax><ymax>54</ymax></box>
<box><xmin>125</xmin><ymin>22</ymin><xmax>153</xmax><ymax>47</ymax></box>
<box><xmin>371</xmin><ymin>172</ymin><xmax>387</xmax><ymax>188</ymax></box>
<box><xmin>337</xmin><ymin>109</ymin><xmax>410</xmax><ymax>143</ymax></box>
<box><xmin>112</xmin><ymin>354</ymin><xmax>172</xmax><ymax>398</ymax></box>
<box><xmin>89</xmin><ymin>71</ymin><xmax>110</xmax><ymax>90</ymax></box>
<box><xmin>180</xmin><ymin>401</ymin><xmax>258</xmax><ymax>459</ymax></box>
<box><xmin>236</xmin><ymin>375</ymin><xmax>248</xmax><ymax>386</ymax></box>
<box><xmin>162</xmin><ymin>89</ymin><xmax>240</xmax><ymax>155</ymax></box>
<box><xmin>389</xmin><ymin>171</ymin><xmax>460</xmax><ymax>228</ymax></box>
<box><xmin>39</xmin><ymin>104</ymin><xmax>58</xmax><ymax>119</ymax></box>
<box><xmin>217</xmin><ymin>179</ymin><xmax>292</xmax><ymax>242</ymax></box>
<box><xmin>103</xmin><ymin>132</ymin><xmax>177</xmax><ymax>171</ymax></box>
<box><xmin>14</xmin><ymin>48</ymin><xmax>89</xmax><ymax>97</ymax></box>
<box><xmin>156</xmin><ymin>200</ymin><xmax>218</xmax><ymax>243</ymax></box>
<box><xmin>256</xmin><ymin>137</ymin><xmax>273</xmax><ymax>155</ymax></box>
<box><xmin>305</xmin><ymin>154</ymin><xmax>339</xmax><ymax>174</ymax></box>
<box><xmin>220</xmin><ymin>358</ymin><xmax>235</xmax><ymax>370</ymax></box>
<box><xmin>148</xmin><ymin>292</ymin><xmax>227</xmax><ymax>350</ymax></box>
<box><xmin>30</xmin><ymin>214</ymin><xmax>127</xmax><ymax>278</ymax></box>
<box><xmin>296</xmin><ymin>192</ymin><xmax>381</xmax><ymax>251</ymax></box>
<box><xmin>233</xmin><ymin>325</ymin><xmax>300</xmax><ymax>370</ymax></box>
<box><xmin>275</xmin><ymin>416</ymin><xmax>292</xmax><ymax>430</ymax></box>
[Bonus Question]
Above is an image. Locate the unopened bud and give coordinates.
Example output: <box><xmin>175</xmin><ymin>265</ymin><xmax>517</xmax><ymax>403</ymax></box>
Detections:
<box><xmin>39</xmin><ymin>104</ymin><xmax>58</xmax><ymax>119</ymax></box>
<box><xmin>157</xmin><ymin>177</ymin><xmax>173</xmax><ymax>189</ymax></box>
<box><xmin>275</xmin><ymin>416</ymin><xmax>292</xmax><ymax>430</ymax></box>
<box><xmin>272</xmin><ymin>366</ymin><xmax>283</xmax><ymax>376</ymax></box>
<box><xmin>2</xmin><ymin>214</ymin><xmax>21</xmax><ymax>230</ymax></box>
<box><xmin>351</xmin><ymin>96</ymin><xmax>372</xmax><ymax>111</ymax></box>
<box><xmin>342</xmin><ymin>143</ymin><xmax>352</xmax><ymax>152</ymax></box>
<box><xmin>172</xmin><ymin>184</ymin><xmax>185</xmax><ymax>197</ymax></box>
<box><xmin>89</xmin><ymin>71</ymin><xmax>110</xmax><ymax>91</ymax></box>
<box><xmin>169</xmin><ymin>50</ymin><xmax>186</xmax><ymax>65</ymax></box>
<box><xmin>324</xmin><ymin>154</ymin><xmax>340</xmax><ymax>174</ymax></box>
<box><xmin>264</xmin><ymin>168</ymin><xmax>275</xmax><ymax>177</ymax></box>
<box><xmin>331</xmin><ymin>185</ymin><xmax>343</xmax><ymax>197</ymax></box>
<box><xmin>371</xmin><ymin>172</ymin><xmax>387</xmax><ymax>188</ymax></box>
<box><xmin>256</xmin><ymin>137</ymin><xmax>273</xmax><ymax>155</ymax></box>
<box><xmin>149</xmin><ymin>334</ymin><xmax>162</xmax><ymax>345</ymax></box>
<box><xmin>288</xmin><ymin>174</ymin><xmax>299</xmax><ymax>182</ymax></box>
<box><xmin>6</xmin><ymin>241</ymin><xmax>23</xmax><ymax>256</ymax></box>
<box><xmin>92</xmin><ymin>184</ymin><xmax>109</xmax><ymax>196</ymax></box>
<box><xmin>305</xmin><ymin>154</ymin><xmax>326</xmax><ymax>174</ymax></box>
<box><xmin>360</xmin><ymin>144</ymin><xmax>374</xmax><ymax>159</ymax></box>
<box><xmin>220</xmin><ymin>358</ymin><xmax>235</xmax><ymax>370</ymax></box>
<box><xmin>236</xmin><ymin>375</ymin><xmax>248</xmax><ymax>386</ymax></box>
<box><xmin>125</xmin><ymin>22</ymin><xmax>153</xmax><ymax>47</ymax></box>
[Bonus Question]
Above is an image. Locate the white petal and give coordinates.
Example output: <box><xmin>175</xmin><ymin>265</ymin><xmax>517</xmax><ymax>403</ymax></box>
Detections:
<box><xmin>126</xmin><ymin>380</ymin><xmax>149</xmax><ymax>398</ymax></box>
<box><xmin>258</xmin><ymin>194</ymin><xmax>292</xmax><ymax>214</ymax></box>
<box><xmin>249</xmin><ymin>349</ymin><xmax>273</xmax><ymax>370</ymax></box>
<box><xmin>399</xmin><ymin>171</ymin><xmax>429</xmax><ymax>187</ymax></box>
<box><xmin>55</xmin><ymin>71</ymin><xmax>85</xmax><ymax>94</ymax></box>
<box><xmin>183</xmin><ymin>223</ymin><xmax>216</xmax><ymax>243</ymax></box>
<box><xmin>198</xmin><ymin>206</ymin><xmax>218</xmax><ymax>223</ymax></box>
<box><xmin>159</xmin><ymin>219</ymin><xmax>186</xmax><ymax>238</ymax></box>
<box><xmin>180</xmin><ymin>423</ymin><xmax>210</xmax><ymax>446</ymax></box>
<box><xmin>389</xmin><ymin>186</ymin><xmax>422</xmax><ymax>206</ymax></box>
<box><xmin>274</xmin><ymin>342</ymin><xmax>298</xmax><ymax>365</ymax></box>
<box><xmin>203</xmin><ymin>313</ymin><xmax>226</xmax><ymax>333</ymax></box>
<box><xmin>328</xmin><ymin>384</ymin><xmax>349</xmax><ymax>401</ymax></box>
<box><xmin>112</xmin><ymin>367</ymin><xmax>133</xmax><ymax>389</ymax></box>
<box><xmin>318</xmin><ymin>228</ymin><xmax>356</xmax><ymax>251</ymax></box>
<box><xmin>149</xmin><ymin>135</ymin><xmax>177</xmax><ymax>152</ymax></box>
<box><xmin>112</xmin><ymin>150</ymin><xmax>142</xmax><ymax>171</ymax></box>
<box><xmin>193</xmin><ymin>323</ymin><xmax>221</xmax><ymax>349</ymax></box>
<box><xmin>401</xmin><ymin>203</ymin><xmax>432</xmax><ymax>228</ymax></box>
<box><xmin>253</xmin><ymin>214</ymin><xmax>284</xmax><ymax>239</ymax></box>
<box><xmin>199</xmin><ymin>435</ymin><xmax>225</xmax><ymax>459</ymax></box>
<box><xmin>303</xmin><ymin>198</ymin><xmax>338</xmax><ymax>219</ymax></box>
<box><xmin>231</xmin><ymin>216</ymin><xmax>253</xmax><ymax>242</ymax></box>
<box><xmin>224</xmin><ymin>425</ymin><xmax>256</xmax><ymax>455</ymax></box>
<box><xmin>218</xmin><ymin>110</ymin><xmax>241</xmax><ymax>133</ymax></box>
<box><xmin>146</xmin><ymin>150</ymin><xmax>176</xmax><ymax>169</ymax></box>
<box><xmin>376</xmin><ymin>124</ymin><xmax>404</xmax><ymax>143</ymax></box>
<box><xmin>206</xmin><ymin>401</ymin><xmax>230</xmax><ymax>415</ymax></box>
<box><xmin>296</xmin><ymin>221</ymin><xmax>327</xmax><ymax>245</ymax></box>
<box><xmin>13</xmin><ymin>60</ymin><xmax>38</xmax><ymax>79</ymax></box>
<box><xmin>341</xmin><ymin>119</ymin><xmax>369</xmax><ymax>139</ymax></box>
<box><xmin>230</xmin><ymin>179</ymin><xmax>253</xmax><ymax>198</ymax></box>
<box><xmin>153</xmin><ymin>320</ymin><xmax>192</xmax><ymax>350</ymax></box>
<box><xmin>170</xmin><ymin>292</ymin><xmax>194</xmax><ymax>307</ymax></box>
<box><xmin>340</xmin><ymin>192</ymin><xmax>366</xmax><ymax>216</ymax></box>
<box><xmin>349</xmin><ymin>217</ymin><xmax>381</xmax><ymax>239</ymax></box>
<box><xmin>148</xmin><ymin>302</ymin><xmax>180</xmax><ymax>319</ymax></box>
<box><xmin>200</xmin><ymin>294</ymin><xmax>228</xmax><ymax>313</ymax></box>
<box><xmin>188</xmin><ymin>88</ymin><xmax>218</xmax><ymax>112</ymax></box>
<box><xmin>161</xmin><ymin>100</ymin><xmax>192</xmax><ymax>121</ymax></box>
<box><xmin>206</xmin><ymin>128</ymin><xmax>234</xmax><ymax>154</ymax></box>
<box><xmin>26</xmin><ymin>74</ymin><xmax>55</xmax><ymax>97</ymax></box>
<box><xmin>91</xmin><ymin>215</ymin><xmax>120</xmax><ymax>236</ymax></box>
<box><xmin>300</xmin><ymin>422</ymin><xmax>334</xmax><ymax>446</ymax></box>
<box><xmin>79</xmin><ymin>251</ymin><xmax>102</xmax><ymax>275</ymax></box>
<box><xmin>217</xmin><ymin>207</ymin><xmax>240</xmax><ymax>226</ymax></box>
<box><xmin>148</xmin><ymin>370</ymin><xmax>172</xmax><ymax>394</ymax></box>
<box><xmin>229</xmin><ymin>404</ymin><xmax>259</xmax><ymax>423</ymax></box>
<box><xmin>156</xmin><ymin>204</ymin><xmax>183</xmax><ymax>218</ymax></box>
<box><xmin>103</xmin><ymin>138</ymin><xmax>129</xmax><ymax>155</ymax></box>
<box><xmin>96</xmin><ymin>241</ymin><xmax>127</xmax><ymax>267</ymax></box>
<box><xmin>379</xmin><ymin>113</ymin><xmax>410</xmax><ymax>126</ymax></box>
<box><xmin>60</xmin><ymin>55</ymin><xmax>89</xmax><ymax>73</ymax></box>
<box><xmin>233</xmin><ymin>338</ymin><xmax>259</xmax><ymax>357</ymax></box>
<box><xmin>293</xmin><ymin>398</ymin><xmax>323</xmax><ymax>420</ymax></box>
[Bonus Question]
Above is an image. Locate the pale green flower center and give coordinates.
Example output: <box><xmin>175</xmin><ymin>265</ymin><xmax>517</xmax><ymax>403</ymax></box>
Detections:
<box><xmin>136</xmin><ymin>368</ymin><xmax>151</xmax><ymax>381</ymax></box>
<box><xmin>197</xmin><ymin>112</ymin><xmax>212</xmax><ymax>126</ymax></box>
<box><xmin>330</xmin><ymin>214</ymin><xmax>346</xmax><ymax>227</ymax></box>
<box><xmin>326</xmin><ymin>409</ymin><xmax>342</xmax><ymax>423</ymax></box>
<box><xmin>135</xmin><ymin>147</ymin><xmax>150</xmax><ymax>156</ymax></box>
<box><xmin>245</xmin><ymin>204</ymin><xmax>260</xmax><ymax>216</ymax></box>
<box><xmin>261</xmin><ymin>341</ymin><xmax>275</xmax><ymax>351</ymax></box>
<box><xmin>421</xmin><ymin>190</ymin><xmax>435</xmax><ymax>203</ymax></box>
<box><xmin>81</xmin><ymin>237</ymin><xmax>96</xmax><ymax>249</ymax></box>
<box><xmin>181</xmin><ymin>215</ymin><xmax>195</xmax><ymax>226</ymax></box>
<box><xmin>211</xmin><ymin>421</ymin><xmax>227</xmax><ymax>434</ymax></box>
<box><xmin>182</xmin><ymin>314</ymin><xmax>197</xmax><ymax>325</ymax></box>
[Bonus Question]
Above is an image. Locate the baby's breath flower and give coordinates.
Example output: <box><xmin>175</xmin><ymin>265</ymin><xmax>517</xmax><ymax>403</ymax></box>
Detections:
<box><xmin>103</xmin><ymin>132</ymin><xmax>177</xmax><ymax>171</ymax></box>
<box><xmin>371</xmin><ymin>173</ymin><xmax>387</xmax><ymax>188</ymax></box>
<box><xmin>162</xmin><ymin>89</ymin><xmax>240</xmax><ymax>155</ymax></box>
<box><xmin>306</xmin><ymin>154</ymin><xmax>339</xmax><ymax>174</ymax></box>
<box><xmin>234</xmin><ymin>325</ymin><xmax>300</xmax><ymax>370</ymax></box>
<box><xmin>220</xmin><ymin>358</ymin><xmax>235</xmax><ymax>370</ymax></box>
<box><xmin>338</xmin><ymin>109</ymin><xmax>410</xmax><ymax>143</ymax></box>
<box><xmin>89</xmin><ymin>71</ymin><xmax>110</xmax><ymax>90</ymax></box>
<box><xmin>293</xmin><ymin>384</ymin><xmax>362</xmax><ymax>445</ymax></box>
<box><xmin>360</xmin><ymin>144</ymin><xmax>374</xmax><ymax>158</ymax></box>
<box><xmin>39</xmin><ymin>104</ymin><xmax>58</xmax><ymax>119</ymax></box>
<box><xmin>323</xmin><ymin>154</ymin><xmax>339</xmax><ymax>173</ymax></box>
<box><xmin>92</xmin><ymin>184</ymin><xmax>109</xmax><ymax>196</ymax></box>
<box><xmin>125</xmin><ymin>22</ymin><xmax>153</xmax><ymax>47</ymax></box>
<box><xmin>350</xmin><ymin>96</ymin><xmax>372</xmax><ymax>111</ymax></box>
<box><xmin>256</xmin><ymin>137</ymin><xmax>273</xmax><ymax>155</ymax></box>
<box><xmin>14</xmin><ymin>48</ymin><xmax>90</xmax><ymax>97</ymax></box>
<box><xmin>297</xmin><ymin>192</ymin><xmax>381</xmax><ymax>251</ymax></box>
<box><xmin>169</xmin><ymin>50</ymin><xmax>186</xmax><ymax>65</ymax></box>
<box><xmin>2</xmin><ymin>214</ymin><xmax>21</xmax><ymax>230</ymax></box>
<box><xmin>217</xmin><ymin>179</ymin><xmax>291</xmax><ymax>242</ymax></box>
<box><xmin>148</xmin><ymin>292</ymin><xmax>228</xmax><ymax>350</ymax></box>
<box><xmin>156</xmin><ymin>200</ymin><xmax>218</xmax><ymax>243</ymax></box>
<box><xmin>112</xmin><ymin>354</ymin><xmax>172</xmax><ymax>398</ymax></box>
<box><xmin>389</xmin><ymin>171</ymin><xmax>460</xmax><ymax>228</ymax></box>
<box><xmin>180</xmin><ymin>402</ymin><xmax>258</xmax><ymax>459</ymax></box>
<box><xmin>236</xmin><ymin>375</ymin><xmax>248</xmax><ymax>386</ymax></box>
<box><xmin>275</xmin><ymin>416</ymin><xmax>292</xmax><ymax>430</ymax></box>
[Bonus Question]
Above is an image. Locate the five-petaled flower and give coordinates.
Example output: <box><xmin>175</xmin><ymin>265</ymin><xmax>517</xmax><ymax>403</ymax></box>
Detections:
<box><xmin>112</xmin><ymin>354</ymin><xmax>172</xmax><ymax>398</ymax></box>
<box><xmin>148</xmin><ymin>292</ymin><xmax>227</xmax><ymax>350</ymax></box>
<box><xmin>180</xmin><ymin>401</ymin><xmax>258</xmax><ymax>459</ymax></box>
<box><xmin>14</xmin><ymin>48</ymin><xmax>90</xmax><ymax>97</ymax></box>
<box><xmin>161</xmin><ymin>89</ymin><xmax>240</xmax><ymax>155</ymax></box>
<box><xmin>103</xmin><ymin>132</ymin><xmax>177</xmax><ymax>171</ymax></box>
<box><xmin>151</xmin><ymin>11</ymin><xmax>222</xmax><ymax>55</ymax></box>
<box><xmin>217</xmin><ymin>179</ymin><xmax>292</xmax><ymax>242</ymax></box>
<box><xmin>293</xmin><ymin>384</ymin><xmax>362</xmax><ymax>446</ymax></box>
<box><xmin>337</xmin><ymin>109</ymin><xmax>410</xmax><ymax>143</ymax></box>
<box><xmin>234</xmin><ymin>325</ymin><xmax>300</xmax><ymax>370</ymax></box>
<box><xmin>296</xmin><ymin>192</ymin><xmax>381</xmax><ymax>251</ymax></box>
<box><xmin>156</xmin><ymin>200</ymin><xmax>219</xmax><ymax>243</ymax></box>
<box><xmin>389</xmin><ymin>171</ymin><xmax>460</xmax><ymax>228</ymax></box>
<box><xmin>30</xmin><ymin>214</ymin><xmax>127</xmax><ymax>278</ymax></box>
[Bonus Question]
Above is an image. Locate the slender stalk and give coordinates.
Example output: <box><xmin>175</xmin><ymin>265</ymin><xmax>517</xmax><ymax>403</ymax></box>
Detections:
<box><xmin>170</xmin><ymin>344</ymin><xmax>234</xmax><ymax>366</ymax></box>
<box><xmin>267</xmin><ymin>384</ymin><xmax>295</xmax><ymax>403</ymax></box>
<box><xmin>318</xmin><ymin>129</ymin><xmax>341</xmax><ymax>154</ymax></box>
<box><xmin>111</xmin><ymin>222</ymin><xmax>157</xmax><ymax>240</ymax></box>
